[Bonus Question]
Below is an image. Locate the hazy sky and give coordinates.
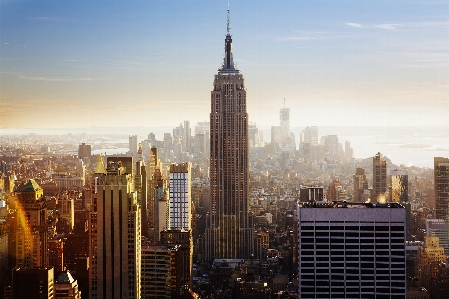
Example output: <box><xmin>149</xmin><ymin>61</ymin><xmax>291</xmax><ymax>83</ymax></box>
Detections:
<box><xmin>1</xmin><ymin>0</ymin><xmax>448</xmax><ymax>129</ymax></box>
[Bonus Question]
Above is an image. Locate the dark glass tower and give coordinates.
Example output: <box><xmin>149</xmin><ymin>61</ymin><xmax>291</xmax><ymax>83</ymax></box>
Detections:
<box><xmin>205</xmin><ymin>6</ymin><xmax>254</xmax><ymax>260</ymax></box>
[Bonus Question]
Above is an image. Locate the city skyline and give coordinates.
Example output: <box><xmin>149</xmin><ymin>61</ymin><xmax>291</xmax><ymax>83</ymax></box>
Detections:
<box><xmin>1</xmin><ymin>0</ymin><xmax>448</xmax><ymax>129</ymax></box>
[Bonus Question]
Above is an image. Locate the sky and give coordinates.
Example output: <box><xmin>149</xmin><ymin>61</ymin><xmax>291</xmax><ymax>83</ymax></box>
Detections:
<box><xmin>1</xmin><ymin>0</ymin><xmax>448</xmax><ymax>129</ymax></box>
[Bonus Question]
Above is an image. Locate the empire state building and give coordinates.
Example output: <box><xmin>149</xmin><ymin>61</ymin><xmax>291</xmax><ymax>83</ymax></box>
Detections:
<box><xmin>205</xmin><ymin>5</ymin><xmax>254</xmax><ymax>260</ymax></box>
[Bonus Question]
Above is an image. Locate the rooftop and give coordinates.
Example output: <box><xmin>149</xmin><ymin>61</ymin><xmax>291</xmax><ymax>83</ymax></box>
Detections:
<box><xmin>299</xmin><ymin>201</ymin><xmax>405</xmax><ymax>209</ymax></box>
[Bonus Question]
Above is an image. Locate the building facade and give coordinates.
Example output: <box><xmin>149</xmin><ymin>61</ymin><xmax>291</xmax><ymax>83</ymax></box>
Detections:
<box><xmin>9</xmin><ymin>179</ymin><xmax>48</xmax><ymax>269</ymax></box>
<box><xmin>373</xmin><ymin>152</ymin><xmax>387</xmax><ymax>202</ymax></box>
<box><xmin>390</xmin><ymin>169</ymin><xmax>408</xmax><ymax>203</ymax></box>
<box><xmin>297</xmin><ymin>202</ymin><xmax>406</xmax><ymax>298</ymax></box>
<box><xmin>206</xmin><ymin>14</ymin><xmax>254</xmax><ymax>260</ymax></box>
<box><xmin>168</xmin><ymin>163</ymin><xmax>191</xmax><ymax>231</ymax></box>
<box><xmin>434</xmin><ymin>157</ymin><xmax>449</xmax><ymax>221</ymax></box>
<box><xmin>353</xmin><ymin>168</ymin><xmax>369</xmax><ymax>202</ymax></box>
<box><xmin>89</xmin><ymin>157</ymin><xmax>141</xmax><ymax>299</ymax></box>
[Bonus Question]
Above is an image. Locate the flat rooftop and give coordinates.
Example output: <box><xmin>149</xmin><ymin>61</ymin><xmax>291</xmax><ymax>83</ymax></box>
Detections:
<box><xmin>299</xmin><ymin>201</ymin><xmax>405</xmax><ymax>209</ymax></box>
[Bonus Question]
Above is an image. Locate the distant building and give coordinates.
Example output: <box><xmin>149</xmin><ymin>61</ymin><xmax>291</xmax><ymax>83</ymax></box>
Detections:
<box><xmin>373</xmin><ymin>152</ymin><xmax>387</xmax><ymax>202</ymax></box>
<box><xmin>299</xmin><ymin>185</ymin><xmax>324</xmax><ymax>202</ymax></box>
<box><xmin>434</xmin><ymin>157</ymin><xmax>449</xmax><ymax>221</ymax></box>
<box><xmin>129</xmin><ymin>135</ymin><xmax>138</xmax><ymax>158</ymax></box>
<box><xmin>78</xmin><ymin>143</ymin><xmax>91</xmax><ymax>162</ymax></box>
<box><xmin>344</xmin><ymin>140</ymin><xmax>354</xmax><ymax>160</ymax></box>
<box><xmin>390</xmin><ymin>169</ymin><xmax>408</xmax><ymax>202</ymax></box>
<box><xmin>353</xmin><ymin>168</ymin><xmax>369</xmax><ymax>202</ymax></box>
<box><xmin>322</xmin><ymin>135</ymin><xmax>339</xmax><ymax>159</ymax></box>
<box><xmin>300</xmin><ymin>126</ymin><xmax>318</xmax><ymax>145</ymax></box>
<box><xmin>280</xmin><ymin>105</ymin><xmax>290</xmax><ymax>138</ymax></box>
<box><xmin>297</xmin><ymin>201</ymin><xmax>406</xmax><ymax>298</ymax></box>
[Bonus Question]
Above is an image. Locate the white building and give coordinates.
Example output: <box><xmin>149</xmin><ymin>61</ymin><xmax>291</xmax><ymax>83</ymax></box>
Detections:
<box><xmin>168</xmin><ymin>163</ymin><xmax>191</xmax><ymax>231</ymax></box>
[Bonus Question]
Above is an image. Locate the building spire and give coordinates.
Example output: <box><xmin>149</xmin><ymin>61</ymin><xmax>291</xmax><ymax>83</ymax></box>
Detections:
<box><xmin>219</xmin><ymin>0</ymin><xmax>238</xmax><ymax>73</ymax></box>
<box><xmin>227</xmin><ymin>0</ymin><xmax>231</xmax><ymax>35</ymax></box>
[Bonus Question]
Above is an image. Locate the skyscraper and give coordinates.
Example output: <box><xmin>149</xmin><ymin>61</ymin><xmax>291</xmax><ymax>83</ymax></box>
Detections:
<box><xmin>9</xmin><ymin>179</ymin><xmax>48</xmax><ymax>269</ymax></box>
<box><xmin>434</xmin><ymin>157</ymin><xmax>449</xmax><ymax>221</ymax></box>
<box><xmin>279</xmin><ymin>104</ymin><xmax>290</xmax><ymax>141</ymax></box>
<box><xmin>206</xmin><ymin>4</ymin><xmax>254</xmax><ymax>260</ymax></box>
<box><xmin>89</xmin><ymin>156</ymin><xmax>141</xmax><ymax>299</ymax></box>
<box><xmin>373</xmin><ymin>152</ymin><xmax>387</xmax><ymax>202</ymax></box>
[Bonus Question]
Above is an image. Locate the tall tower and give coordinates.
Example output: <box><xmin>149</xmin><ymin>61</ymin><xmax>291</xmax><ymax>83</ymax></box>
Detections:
<box><xmin>435</xmin><ymin>157</ymin><xmax>449</xmax><ymax>221</ymax></box>
<box><xmin>206</xmin><ymin>1</ymin><xmax>254</xmax><ymax>260</ymax></box>
<box><xmin>89</xmin><ymin>157</ymin><xmax>141</xmax><ymax>299</ymax></box>
<box><xmin>279</xmin><ymin>100</ymin><xmax>290</xmax><ymax>142</ymax></box>
<box><xmin>373</xmin><ymin>152</ymin><xmax>387</xmax><ymax>202</ymax></box>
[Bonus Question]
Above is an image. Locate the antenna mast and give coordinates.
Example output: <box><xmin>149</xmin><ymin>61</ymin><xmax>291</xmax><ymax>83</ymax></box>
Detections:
<box><xmin>227</xmin><ymin>0</ymin><xmax>231</xmax><ymax>34</ymax></box>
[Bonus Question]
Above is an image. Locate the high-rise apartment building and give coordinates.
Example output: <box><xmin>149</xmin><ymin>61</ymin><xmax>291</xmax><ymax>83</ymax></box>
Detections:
<box><xmin>297</xmin><ymin>202</ymin><xmax>406</xmax><ymax>298</ymax></box>
<box><xmin>390</xmin><ymin>169</ymin><xmax>408</xmax><ymax>203</ymax></box>
<box><xmin>373</xmin><ymin>152</ymin><xmax>387</xmax><ymax>202</ymax></box>
<box><xmin>89</xmin><ymin>157</ymin><xmax>141</xmax><ymax>299</ymax></box>
<box><xmin>206</xmin><ymin>7</ymin><xmax>254</xmax><ymax>260</ymax></box>
<box><xmin>434</xmin><ymin>157</ymin><xmax>449</xmax><ymax>221</ymax></box>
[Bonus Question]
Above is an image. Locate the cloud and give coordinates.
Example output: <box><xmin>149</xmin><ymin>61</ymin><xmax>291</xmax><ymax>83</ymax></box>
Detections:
<box><xmin>276</xmin><ymin>36</ymin><xmax>310</xmax><ymax>41</ymax></box>
<box><xmin>375</xmin><ymin>24</ymin><xmax>401</xmax><ymax>31</ymax></box>
<box><xmin>346</xmin><ymin>23</ymin><xmax>363</xmax><ymax>28</ymax></box>
<box><xmin>18</xmin><ymin>73</ymin><xmax>93</xmax><ymax>82</ymax></box>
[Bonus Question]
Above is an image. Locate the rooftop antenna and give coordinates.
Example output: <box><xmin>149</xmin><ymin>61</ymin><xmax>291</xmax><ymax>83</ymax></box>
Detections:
<box><xmin>227</xmin><ymin>0</ymin><xmax>231</xmax><ymax>34</ymax></box>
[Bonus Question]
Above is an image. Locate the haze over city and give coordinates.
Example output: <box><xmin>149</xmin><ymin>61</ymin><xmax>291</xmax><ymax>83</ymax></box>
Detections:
<box><xmin>1</xmin><ymin>0</ymin><xmax>448</xmax><ymax>129</ymax></box>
